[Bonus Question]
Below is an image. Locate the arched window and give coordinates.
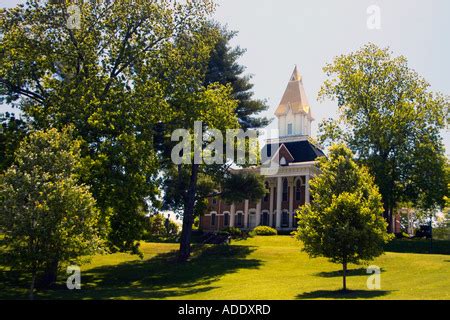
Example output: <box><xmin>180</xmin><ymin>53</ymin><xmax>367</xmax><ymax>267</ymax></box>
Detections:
<box><xmin>282</xmin><ymin>178</ymin><xmax>288</xmax><ymax>202</ymax></box>
<box><xmin>224</xmin><ymin>213</ymin><xmax>230</xmax><ymax>226</ymax></box>
<box><xmin>236</xmin><ymin>212</ymin><xmax>243</xmax><ymax>227</ymax></box>
<box><xmin>261</xmin><ymin>211</ymin><xmax>269</xmax><ymax>226</ymax></box>
<box><xmin>295</xmin><ymin>179</ymin><xmax>302</xmax><ymax>201</ymax></box>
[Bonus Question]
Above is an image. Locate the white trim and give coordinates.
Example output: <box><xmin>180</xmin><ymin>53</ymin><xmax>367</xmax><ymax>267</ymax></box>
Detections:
<box><xmin>266</xmin><ymin>135</ymin><xmax>309</xmax><ymax>144</ymax></box>
<box><xmin>270</xmin><ymin>143</ymin><xmax>295</xmax><ymax>164</ymax></box>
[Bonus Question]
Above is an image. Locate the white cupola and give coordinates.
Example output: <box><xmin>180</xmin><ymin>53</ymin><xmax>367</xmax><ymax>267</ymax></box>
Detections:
<box><xmin>275</xmin><ymin>66</ymin><xmax>314</xmax><ymax>137</ymax></box>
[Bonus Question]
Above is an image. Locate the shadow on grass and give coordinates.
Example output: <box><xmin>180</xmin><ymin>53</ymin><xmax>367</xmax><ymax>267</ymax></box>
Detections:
<box><xmin>36</xmin><ymin>244</ymin><xmax>262</xmax><ymax>300</ymax></box>
<box><xmin>315</xmin><ymin>267</ymin><xmax>385</xmax><ymax>278</ymax></box>
<box><xmin>296</xmin><ymin>289</ymin><xmax>392</xmax><ymax>300</ymax></box>
<box><xmin>384</xmin><ymin>239</ymin><xmax>450</xmax><ymax>255</ymax></box>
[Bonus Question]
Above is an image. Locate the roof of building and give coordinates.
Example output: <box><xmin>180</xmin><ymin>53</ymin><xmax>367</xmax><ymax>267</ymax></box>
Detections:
<box><xmin>274</xmin><ymin>66</ymin><xmax>312</xmax><ymax>118</ymax></box>
<box><xmin>261</xmin><ymin>139</ymin><xmax>325</xmax><ymax>164</ymax></box>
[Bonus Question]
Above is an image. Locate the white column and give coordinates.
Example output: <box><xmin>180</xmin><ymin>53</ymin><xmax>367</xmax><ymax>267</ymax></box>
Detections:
<box><xmin>305</xmin><ymin>175</ymin><xmax>310</xmax><ymax>204</ymax></box>
<box><xmin>289</xmin><ymin>178</ymin><xmax>294</xmax><ymax>228</ymax></box>
<box><xmin>230</xmin><ymin>203</ymin><xmax>236</xmax><ymax>227</ymax></box>
<box><xmin>276</xmin><ymin>177</ymin><xmax>282</xmax><ymax>229</ymax></box>
<box><xmin>269</xmin><ymin>182</ymin><xmax>275</xmax><ymax>227</ymax></box>
<box><xmin>244</xmin><ymin>199</ymin><xmax>249</xmax><ymax>229</ymax></box>
<box><xmin>256</xmin><ymin>200</ymin><xmax>262</xmax><ymax>226</ymax></box>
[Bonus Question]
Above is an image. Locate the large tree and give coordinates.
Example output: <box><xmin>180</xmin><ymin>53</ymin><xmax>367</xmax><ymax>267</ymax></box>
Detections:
<box><xmin>0</xmin><ymin>0</ymin><xmax>219</xmax><ymax>253</ymax></box>
<box><xmin>318</xmin><ymin>43</ymin><xmax>448</xmax><ymax>231</ymax></box>
<box><xmin>0</xmin><ymin>127</ymin><xmax>104</xmax><ymax>298</ymax></box>
<box><xmin>295</xmin><ymin>144</ymin><xmax>393</xmax><ymax>291</ymax></box>
<box><xmin>158</xmin><ymin>24</ymin><xmax>268</xmax><ymax>261</ymax></box>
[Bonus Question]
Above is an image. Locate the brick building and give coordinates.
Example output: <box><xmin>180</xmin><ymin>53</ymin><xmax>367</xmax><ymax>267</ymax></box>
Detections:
<box><xmin>200</xmin><ymin>66</ymin><xmax>325</xmax><ymax>232</ymax></box>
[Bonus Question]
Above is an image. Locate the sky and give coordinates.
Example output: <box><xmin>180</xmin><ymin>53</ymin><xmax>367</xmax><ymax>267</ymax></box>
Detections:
<box><xmin>1</xmin><ymin>0</ymin><xmax>449</xmax><ymax>153</ymax></box>
<box><xmin>212</xmin><ymin>0</ymin><xmax>450</xmax><ymax>153</ymax></box>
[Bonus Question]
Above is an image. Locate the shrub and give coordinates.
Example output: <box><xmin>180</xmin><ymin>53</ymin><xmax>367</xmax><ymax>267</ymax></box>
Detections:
<box><xmin>251</xmin><ymin>226</ymin><xmax>278</xmax><ymax>236</ymax></box>
<box><xmin>222</xmin><ymin>227</ymin><xmax>243</xmax><ymax>238</ymax></box>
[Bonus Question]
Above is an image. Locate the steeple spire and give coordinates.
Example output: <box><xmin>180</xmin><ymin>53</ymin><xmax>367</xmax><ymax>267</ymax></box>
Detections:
<box><xmin>275</xmin><ymin>65</ymin><xmax>310</xmax><ymax>117</ymax></box>
<box><xmin>275</xmin><ymin>66</ymin><xmax>314</xmax><ymax>137</ymax></box>
<box><xmin>290</xmin><ymin>65</ymin><xmax>302</xmax><ymax>81</ymax></box>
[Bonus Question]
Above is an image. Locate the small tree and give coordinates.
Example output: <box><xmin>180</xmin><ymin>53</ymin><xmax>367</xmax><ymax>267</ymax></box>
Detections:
<box><xmin>0</xmin><ymin>128</ymin><xmax>105</xmax><ymax>299</ymax></box>
<box><xmin>295</xmin><ymin>144</ymin><xmax>393</xmax><ymax>291</ymax></box>
<box><xmin>143</xmin><ymin>214</ymin><xmax>180</xmax><ymax>241</ymax></box>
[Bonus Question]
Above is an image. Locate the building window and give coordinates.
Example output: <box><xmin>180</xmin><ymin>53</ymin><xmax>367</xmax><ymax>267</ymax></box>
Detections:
<box><xmin>287</xmin><ymin>123</ymin><xmax>293</xmax><ymax>135</ymax></box>
<box><xmin>295</xmin><ymin>178</ymin><xmax>304</xmax><ymax>201</ymax></box>
<box><xmin>262</xmin><ymin>212</ymin><xmax>269</xmax><ymax>226</ymax></box>
<box><xmin>211</xmin><ymin>213</ymin><xmax>216</xmax><ymax>226</ymax></box>
<box><xmin>224</xmin><ymin>213</ymin><xmax>229</xmax><ymax>226</ymax></box>
<box><xmin>236</xmin><ymin>212</ymin><xmax>243</xmax><ymax>227</ymax></box>
<box><xmin>282</xmin><ymin>211</ymin><xmax>289</xmax><ymax>227</ymax></box>
<box><xmin>212</xmin><ymin>197</ymin><xmax>217</xmax><ymax>205</ymax></box>
<box><xmin>282</xmin><ymin>178</ymin><xmax>288</xmax><ymax>202</ymax></box>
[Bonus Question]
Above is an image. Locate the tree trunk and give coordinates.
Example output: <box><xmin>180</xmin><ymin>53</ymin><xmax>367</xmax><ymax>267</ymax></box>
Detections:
<box><xmin>429</xmin><ymin>216</ymin><xmax>433</xmax><ymax>254</ymax></box>
<box><xmin>29</xmin><ymin>272</ymin><xmax>36</xmax><ymax>300</ymax></box>
<box><xmin>383</xmin><ymin>206</ymin><xmax>394</xmax><ymax>234</ymax></box>
<box><xmin>40</xmin><ymin>258</ymin><xmax>59</xmax><ymax>288</ymax></box>
<box><xmin>178</xmin><ymin>164</ymin><xmax>199</xmax><ymax>262</ymax></box>
<box><xmin>342</xmin><ymin>258</ymin><xmax>347</xmax><ymax>292</ymax></box>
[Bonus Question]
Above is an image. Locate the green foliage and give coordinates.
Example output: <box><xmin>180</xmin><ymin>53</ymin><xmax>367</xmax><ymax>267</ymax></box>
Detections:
<box><xmin>251</xmin><ymin>226</ymin><xmax>277</xmax><ymax>236</ymax></box>
<box><xmin>145</xmin><ymin>214</ymin><xmax>166</xmax><ymax>237</ymax></box>
<box><xmin>192</xmin><ymin>216</ymin><xmax>200</xmax><ymax>231</ymax></box>
<box><xmin>143</xmin><ymin>214</ymin><xmax>180</xmax><ymax>242</ymax></box>
<box><xmin>0</xmin><ymin>0</ymin><xmax>219</xmax><ymax>254</ymax></box>
<box><xmin>221</xmin><ymin>172</ymin><xmax>266</xmax><ymax>204</ymax></box>
<box><xmin>221</xmin><ymin>227</ymin><xmax>244</xmax><ymax>238</ymax></box>
<box><xmin>0</xmin><ymin>127</ymin><xmax>105</xmax><ymax>297</ymax></box>
<box><xmin>295</xmin><ymin>144</ymin><xmax>393</xmax><ymax>290</ymax></box>
<box><xmin>318</xmin><ymin>43</ymin><xmax>448</xmax><ymax>225</ymax></box>
<box><xmin>0</xmin><ymin>112</ymin><xmax>28</xmax><ymax>172</ymax></box>
<box><xmin>204</xmin><ymin>23</ymin><xmax>269</xmax><ymax>129</ymax></box>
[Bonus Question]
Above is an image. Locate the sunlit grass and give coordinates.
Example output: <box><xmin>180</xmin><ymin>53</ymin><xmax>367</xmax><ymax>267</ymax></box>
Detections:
<box><xmin>1</xmin><ymin>236</ymin><xmax>449</xmax><ymax>300</ymax></box>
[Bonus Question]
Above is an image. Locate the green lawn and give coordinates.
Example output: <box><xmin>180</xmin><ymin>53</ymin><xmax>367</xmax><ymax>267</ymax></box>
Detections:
<box><xmin>1</xmin><ymin>236</ymin><xmax>449</xmax><ymax>300</ymax></box>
